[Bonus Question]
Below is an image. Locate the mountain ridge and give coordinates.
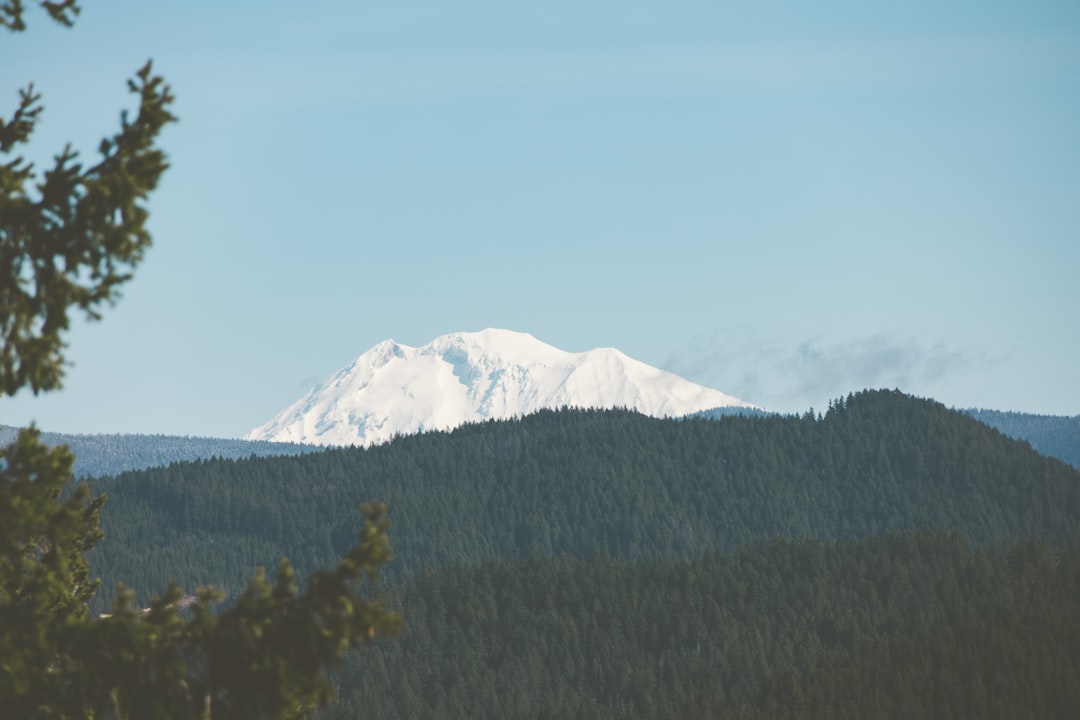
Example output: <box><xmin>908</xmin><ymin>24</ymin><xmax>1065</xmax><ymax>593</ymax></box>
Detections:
<box><xmin>0</xmin><ymin>426</ymin><xmax>318</xmax><ymax>479</ymax></box>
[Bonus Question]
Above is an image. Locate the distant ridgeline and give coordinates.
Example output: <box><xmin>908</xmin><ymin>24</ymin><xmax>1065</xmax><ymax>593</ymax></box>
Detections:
<box><xmin>964</xmin><ymin>408</ymin><xmax>1080</xmax><ymax>470</ymax></box>
<box><xmin>0</xmin><ymin>426</ymin><xmax>317</xmax><ymax>478</ymax></box>
<box><xmin>4</xmin><ymin>402</ymin><xmax>1075</xmax><ymax>480</ymax></box>
<box><xmin>65</xmin><ymin>391</ymin><xmax>1080</xmax><ymax>717</ymax></box>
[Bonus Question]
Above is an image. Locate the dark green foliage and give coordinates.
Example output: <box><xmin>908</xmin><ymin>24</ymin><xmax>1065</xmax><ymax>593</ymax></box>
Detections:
<box><xmin>2</xmin><ymin>0</ymin><xmax>170</xmax><ymax>394</ymax></box>
<box><xmin>1</xmin><ymin>59</ymin><xmax>175</xmax><ymax>396</ymax></box>
<box><xmin>331</xmin><ymin>534</ymin><xmax>1080</xmax><ymax>719</ymax></box>
<box><xmin>0</xmin><ymin>428</ymin><xmax>104</xmax><ymax>716</ymax></box>
<box><xmin>0</xmin><ymin>0</ymin><xmax>79</xmax><ymax>32</ymax></box>
<box><xmin>88</xmin><ymin>391</ymin><xmax>1080</xmax><ymax>610</ymax></box>
<box><xmin>736</xmin><ymin>537</ymin><xmax>1080</xmax><ymax>720</ymax></box>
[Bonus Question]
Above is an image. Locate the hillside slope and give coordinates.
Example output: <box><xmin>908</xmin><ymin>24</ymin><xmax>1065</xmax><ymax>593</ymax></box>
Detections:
<box><xmin>87</xmin><ymin>390</ymin><xmax>1080</xmax><ymax>608</ymax></box>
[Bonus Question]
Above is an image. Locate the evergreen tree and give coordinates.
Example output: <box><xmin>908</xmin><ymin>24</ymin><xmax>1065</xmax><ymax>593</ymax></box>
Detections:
<box><xmin>1</xmin><ymin>4</ymin><xmax>401</xmax><ymax>717</ymax></box>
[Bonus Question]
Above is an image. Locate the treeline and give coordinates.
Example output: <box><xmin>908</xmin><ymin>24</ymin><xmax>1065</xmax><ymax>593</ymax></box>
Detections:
<box><xmin>326</xmin><ymin>533</ymin><xmax>1080</xmax><ymax>719</ymax></box>
<box><xmin>4</xmin><ymin>400</ymin><xmax>1075</xmax><ymax>481</ymax></box>
<box><xmin>87</xmin><ymin>390</ymin><xmax>1080</xmax><ymax>608</ymax></box>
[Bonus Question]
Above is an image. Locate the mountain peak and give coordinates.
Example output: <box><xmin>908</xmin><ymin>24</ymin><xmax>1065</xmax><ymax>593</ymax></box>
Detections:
<box><xmin>427</xmin><ymin>329</ymin><xmax>561</xmax><ymax>362</ymax></box>
<box><xmin>246</xmin><ymin>329</ymin><xmax>758</xmax><ymax>447</ymax></box>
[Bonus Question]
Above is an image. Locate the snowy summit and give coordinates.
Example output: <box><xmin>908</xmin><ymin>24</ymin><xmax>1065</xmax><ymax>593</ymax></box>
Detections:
<box><xmin>246</xmin><ymin>329</ymin><xmax>758</xmax><ymax>447</ymax></box>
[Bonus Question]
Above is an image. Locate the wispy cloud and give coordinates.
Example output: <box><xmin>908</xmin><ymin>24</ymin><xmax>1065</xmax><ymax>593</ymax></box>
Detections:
<box><xmin>665</xmin><ymin>330</ymin><xmax>986</xmax><ymax>413</ymax></box>
<box><xmin>780</xmin><ymin>336</ymin><xmax>971</xmax><ymax>402</ymax></box>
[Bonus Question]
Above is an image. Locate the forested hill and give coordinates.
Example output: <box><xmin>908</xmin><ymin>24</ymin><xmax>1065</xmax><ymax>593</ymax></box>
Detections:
<box><xmin>88</xmin><ymin>389</ymin><xmax>1080</xmax><ymax>608</ymax></box>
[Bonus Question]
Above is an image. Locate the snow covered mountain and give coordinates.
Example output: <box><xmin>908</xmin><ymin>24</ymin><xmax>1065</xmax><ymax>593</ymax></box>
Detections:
<box><xmin>246</xmin><ymin>329</ymin><xmax>759</xmax><ymax>447</ymax></box>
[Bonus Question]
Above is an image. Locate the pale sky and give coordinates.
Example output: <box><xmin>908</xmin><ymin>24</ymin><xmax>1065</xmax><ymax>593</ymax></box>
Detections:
<box><xmin>3</xmin><ymin>0</ymin><xmax>1078</xmax><ymax>437</ymax></box>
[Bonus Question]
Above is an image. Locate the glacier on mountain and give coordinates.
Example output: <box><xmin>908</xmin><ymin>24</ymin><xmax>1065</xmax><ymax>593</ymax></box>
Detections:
<box><xmin>246</xmin><ymin>328</ymin><xmax>758</xmax><ymax>447</ymax></box>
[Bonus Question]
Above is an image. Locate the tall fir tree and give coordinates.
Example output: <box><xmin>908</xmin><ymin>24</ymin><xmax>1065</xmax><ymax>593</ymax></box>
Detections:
<box><xmin>1</xmin><ymin>4</ymin><xmax>401</xmax><ymax>717</ymax></box>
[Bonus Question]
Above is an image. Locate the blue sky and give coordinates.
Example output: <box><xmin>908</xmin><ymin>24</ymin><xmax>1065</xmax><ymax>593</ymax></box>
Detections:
<box><xmin>3</xmin><ymin>0</ymin><xmax>1078</xmax><ymax>437</ymax></box>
